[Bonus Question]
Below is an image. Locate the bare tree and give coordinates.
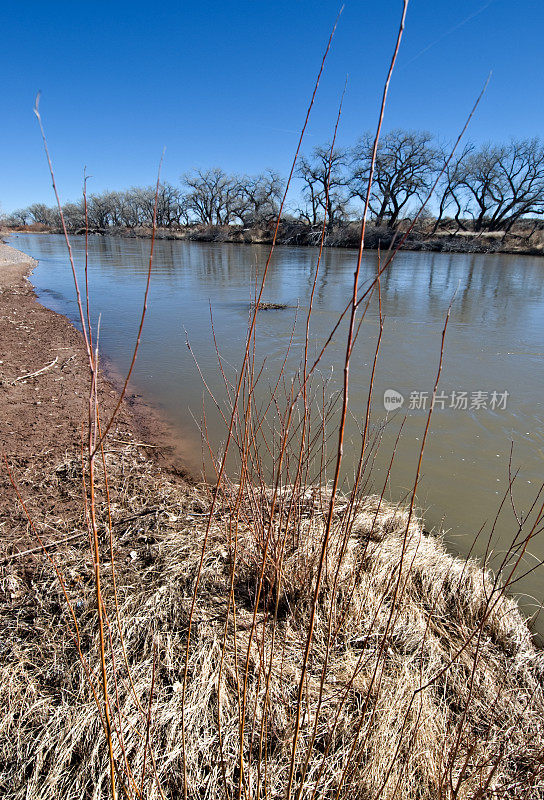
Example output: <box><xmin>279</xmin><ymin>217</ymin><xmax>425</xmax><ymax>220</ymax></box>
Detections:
<box><xmin>114</xmin><ymin>190</ymin><xmax>141</xmax><ymax>227</ymax></box>
<box><xmin>456</xmin><ymin>139</ymin><xmax>544</xmax><ymax>231</ymax></box>
<box><xmin>126</xmin><ymin>183</ymin><xmax>187</xmax><ymax>228</ymax></box>
<box><xmin>127</xmin><ymin>187</ymin><xmax>158</xmax><ymax>226</ymax></box>
<box><xmin>86</xmin><ymin>193</ymin><xmax>116</xmax><ymax>229</ymax></box>
<box><xmin>155</xmin><ymin>182</ymin><xmax>187</xmax><ymax>228</ymax></box>
<box><xmin>236</xmin><ymin>170</ymin><xmax>284</xmax><ymax>225</ymax></box>
<box><xmin>182</xmin><ymin>168</ymin><xmax>241</xmax><ymax>225</ymax></box>
<box><xmin>26</xmin><ymin>203</ymin><xmax>60</xmax><ymax>228</ymax></box>
<box><xmin>8</xmin><ymin>208</ymin><xmax>31</xmax><ymax>226</ymax></box>
<box><xmin>431</xmin><ymin>143</ymin><xmax>475</xmax><ymax>233</ymax></box>
<box><xmin>350</xmin><ymin>129</ymin><xmax>439</xmax><ymax>228</ymax></box>
<box><xmin>297</xmin><ymin>145</ymin><xmax>349</xmax><ymax>228</ymax></box>
<box><xmin>61</xmin><ymin>201</ymin><xmax>86</xmax><ymax>232</ymax></box>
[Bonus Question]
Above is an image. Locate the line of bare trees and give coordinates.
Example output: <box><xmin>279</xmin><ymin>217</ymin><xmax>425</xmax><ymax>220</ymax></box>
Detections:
<box><xmin>7</xmin><ymin>169</ymin><xmax>285</xmax><ymax>232</ymax></box>
<box><xmin>7</xmin><ymin>130</ymin><xmax>544</xmax><ymax>234</ymax></box>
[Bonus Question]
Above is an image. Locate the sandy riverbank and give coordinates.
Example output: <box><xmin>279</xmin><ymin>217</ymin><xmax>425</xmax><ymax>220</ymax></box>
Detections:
<box><xmin>1</xmin><ymin>241</ymin><xmax>543</xmax><ymax>799</ymax></box>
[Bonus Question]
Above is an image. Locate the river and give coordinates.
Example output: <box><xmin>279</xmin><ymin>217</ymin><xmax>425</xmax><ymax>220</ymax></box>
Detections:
<box><xmin>9</xmin><ymin>232</ymin><xmax>544</xmax><ymax>626</ymax></box>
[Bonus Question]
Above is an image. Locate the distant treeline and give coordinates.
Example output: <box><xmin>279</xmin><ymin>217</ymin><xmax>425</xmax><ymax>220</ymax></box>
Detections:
<box><xmin>5</xmin><ymin>129</ymin><xmax>544</xmax><ymax>235</ymax></box>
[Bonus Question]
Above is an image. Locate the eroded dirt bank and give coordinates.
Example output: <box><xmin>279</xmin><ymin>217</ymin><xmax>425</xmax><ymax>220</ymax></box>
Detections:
<box><xmin>0</xmin><ymin>241</ymin><xmax>184</xmax><ymax>552</ymax></box>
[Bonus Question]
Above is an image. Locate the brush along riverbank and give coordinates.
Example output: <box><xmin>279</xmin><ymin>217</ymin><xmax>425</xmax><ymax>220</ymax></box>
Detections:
<box><xmin>5</xmin><ymin>220</ymin><xmax>544</xmax><ymax>257</ymax></box>
<box><xmin>0</xmin><ymin>242</ymin><xmax>543</xmax><ymax>799</ymax></box>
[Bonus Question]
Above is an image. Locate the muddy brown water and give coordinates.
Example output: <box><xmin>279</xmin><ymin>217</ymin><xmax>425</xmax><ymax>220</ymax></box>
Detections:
<box><xmin>9</xmin><ymin>233</ymin><xmax>544</xmax><ymax>630</ymax></box>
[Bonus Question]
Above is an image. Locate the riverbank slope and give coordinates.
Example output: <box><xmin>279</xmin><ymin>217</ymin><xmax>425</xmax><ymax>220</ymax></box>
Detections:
<box><xmin>5</xmin><ymin>220</ymin><xmax>544</xmax><ymax>256</ymax></box>
<box><xmin>0</xmin><ymin>242</ymin><xmax>157</xmax><ymax>552</ymax></box>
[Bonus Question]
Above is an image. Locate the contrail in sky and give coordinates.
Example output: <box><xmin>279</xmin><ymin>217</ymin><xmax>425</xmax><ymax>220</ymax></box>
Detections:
<box><xmin>399</xmin><ymin>0</ymin><xmax>496</xmax><ymax>70</ymax></box>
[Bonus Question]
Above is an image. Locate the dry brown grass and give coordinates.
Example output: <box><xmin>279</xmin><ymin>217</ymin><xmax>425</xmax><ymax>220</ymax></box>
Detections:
<box><xmin>1</xmin><ymin>445</ymin><xmax>543</xmax><ymax>800</ymax></box>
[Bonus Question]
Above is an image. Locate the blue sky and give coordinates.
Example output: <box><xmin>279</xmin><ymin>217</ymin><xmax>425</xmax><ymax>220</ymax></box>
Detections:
<box><xmin>2</xmin><ymin>0</ymin><xmax>543</xmax><ymax>212</ymax></box>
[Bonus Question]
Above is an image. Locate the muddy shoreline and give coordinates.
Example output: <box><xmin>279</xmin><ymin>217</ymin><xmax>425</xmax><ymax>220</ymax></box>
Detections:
<box><xmin>0</xmin><ymin>241</ymin><xmax>191</xmax><ymax>552</ymax></box>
